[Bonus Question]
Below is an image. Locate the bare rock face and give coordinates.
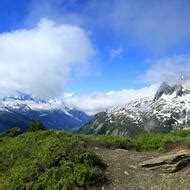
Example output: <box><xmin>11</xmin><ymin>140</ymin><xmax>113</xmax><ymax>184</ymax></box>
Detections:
<box><xmin>154</xmin><ymin>82</ymin><xmax>188</xmax><ymax>101</ymax></box>
<box><xmin>140</xmin><ymin>150</ymin><xmax>190</xmax><ymax>173</ymax></box>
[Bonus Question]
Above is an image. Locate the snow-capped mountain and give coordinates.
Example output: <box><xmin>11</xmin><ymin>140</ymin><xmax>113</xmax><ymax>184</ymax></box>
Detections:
<box><xmin>0</xmin><ymin>93</ymin><xmax>92</xmax><ymax>132</ymax></box>
<box><xmin>80</xmin><ymin>82</ymin><xmax>190</xmax><ymax>136</ymax></box>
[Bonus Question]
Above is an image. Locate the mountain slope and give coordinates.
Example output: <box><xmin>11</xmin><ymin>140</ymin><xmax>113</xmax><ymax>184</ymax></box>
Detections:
<box><xmin>0</xmin><ymin>94</ymin><xmax>92</xmax><ymax>132</ymax></box>
<box><xmin>80</xmin><ymin>82</ymin><xmax>190</xmax><ymax>136</ymax></box>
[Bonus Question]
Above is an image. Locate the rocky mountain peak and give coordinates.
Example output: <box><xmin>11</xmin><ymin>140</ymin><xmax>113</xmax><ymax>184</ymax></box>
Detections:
<box><xmin>81</xmin><ymin>81</ymin><xmax>190</xmax><ymax>136</ymax></box>
<box><xmin>154</xmin><ymin>82</ymin><xmax>189</xmax><ymax>101</ymax></box>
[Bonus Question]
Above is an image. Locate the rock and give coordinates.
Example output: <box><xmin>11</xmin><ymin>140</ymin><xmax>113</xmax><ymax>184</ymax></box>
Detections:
<box><xmin>153</xmin><ymin>82</ymin><xmax>187</xmax><ymax>101</ymax></box>
<box><xmin>129</xmin><ymin>165</ymin><xmax>137</xmax><ymax>169</ymax></box>
<box><xmin>140</xmin><ymin>150</ymin><xmax>190</xmax><ymax>173</ymax></box>
<box><xmin>0</xmin><ymin>127</ymin><xmax>23</xmax><ymax>137</ymax></box>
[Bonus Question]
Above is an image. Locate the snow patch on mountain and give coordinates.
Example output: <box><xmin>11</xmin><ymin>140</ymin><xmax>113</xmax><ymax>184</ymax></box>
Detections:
<box><xmin>0</xmin><ymin>93</ymin><xmax>92</xmax><ymax>132</ymax></box>
<box><xmin>80</xmin><ymin>82</ymin><xmax>190</xmax><ymax>136</ymax></box>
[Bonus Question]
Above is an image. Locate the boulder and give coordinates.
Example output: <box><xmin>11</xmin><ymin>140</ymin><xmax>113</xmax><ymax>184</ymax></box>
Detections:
<box><xmin>140</xmin><ymin>150</ymin><xmax>190</xmax><ymax>173</ymax></box>
<box><xmin>0</xmin><ymin>127</ymin><xmax>23</xmax><ymax>137</ymax></box>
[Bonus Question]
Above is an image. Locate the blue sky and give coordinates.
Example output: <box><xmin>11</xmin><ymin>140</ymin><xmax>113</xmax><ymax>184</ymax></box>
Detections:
<box><xmin>0</xmin><ymin>0</ymin><xmax>190</xmax><ymax>113</ymax></box>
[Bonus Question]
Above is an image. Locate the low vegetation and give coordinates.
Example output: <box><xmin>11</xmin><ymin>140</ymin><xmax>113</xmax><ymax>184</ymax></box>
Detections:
<box><xmin>28</xmin><ymin>119</ymin><xmax>46</xmax><ymax>132</ymax></box>
<box><xmin>80</xmin><ymin>129</ymin><xmax>190</xmax><ymax>151</ymax></box>
<box><xmin>80</xmin><ymin>134</ymin><xmax>135</xmax><ymax>149</ymax></box>
<box><xmin>1</xmin><ymin>125</ymin><xmax>190</xmax><ymax>190</ymax></box>
<box><xmin>0</xmin><ymin>130</ymin><xmax>105</xmax><ymax>190</ymax></box>
<box><xmin>133</xmin><ymin>129</ymin><xmax>190</xmax><ymax>151</ymax></box>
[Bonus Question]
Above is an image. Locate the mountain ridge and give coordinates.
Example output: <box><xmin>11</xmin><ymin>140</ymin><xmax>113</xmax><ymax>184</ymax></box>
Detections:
<box><xmin>80</xmin><ymin>82</ymin><xmax>190</xmax><ymax>136</ymax></box>
<box><xmin>0</xmin><ymin>93</ymin><xmax>92</xmax><ymax>132</ymax></box>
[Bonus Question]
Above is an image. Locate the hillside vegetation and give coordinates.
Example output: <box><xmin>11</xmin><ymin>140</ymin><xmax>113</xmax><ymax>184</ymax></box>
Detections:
<box><xmin>81</xmin><ymin>129</ymin><xmax>190</xmax><ymax>151</ymax></box>
<box><xmin>1</xmin><ymin>127</ymin><xmax>190</xmax><ymax>189</ymax></box>
<box><xmin>0</xmin><ymin>130</ymin><xmax>105</xmax><ymax>190</ymax></box>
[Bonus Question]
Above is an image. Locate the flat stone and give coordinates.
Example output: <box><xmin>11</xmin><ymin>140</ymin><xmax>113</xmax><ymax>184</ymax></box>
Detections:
<box><xmin>140</xmin><ymin>150</ymin><xmax>190</xmax><ymax>173</ymax></box>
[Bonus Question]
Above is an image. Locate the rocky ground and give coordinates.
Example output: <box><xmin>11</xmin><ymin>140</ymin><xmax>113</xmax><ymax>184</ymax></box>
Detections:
<box><xmin>94</xmin><ymin>148</ymin><xmax>190</xmax><ymax>190</ymax></box>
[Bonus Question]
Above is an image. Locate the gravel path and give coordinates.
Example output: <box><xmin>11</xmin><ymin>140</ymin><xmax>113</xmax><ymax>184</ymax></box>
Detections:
<box><xmin>95</xmin><ymin>148</ymin><xmax>190</xmax><ymax>190</ymax></box>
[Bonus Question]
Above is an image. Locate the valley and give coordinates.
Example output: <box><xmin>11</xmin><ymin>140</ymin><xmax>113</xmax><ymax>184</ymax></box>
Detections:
<box><xmin>0</xmin><ymin>94</ymin><xmax>92</xmax><ymax>132</ymax></box>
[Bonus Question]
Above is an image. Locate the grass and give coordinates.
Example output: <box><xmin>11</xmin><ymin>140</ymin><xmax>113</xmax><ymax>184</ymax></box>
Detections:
<box><xmin>133</xmin><ymin>129</ymin><xmax>190</xmax><ymax>151</ymax></box>
<box><xmin>132</xmin><ymin>133</ymin><xmax>181</xmax><ymax>151</ymax></box>
<box><xmin>80</xmin><ymin>134</ymin><xmax>135</xmax><ymax>149</ymax></box>
<box><xmin>79</xmin><ymin>129</ymin><xmax>190</xmax><ymax>152</ymax></box>
<box><xmin>0</xmin><ymin>130</ymin><xmax>105</xmax><ymax>190</ymax></box>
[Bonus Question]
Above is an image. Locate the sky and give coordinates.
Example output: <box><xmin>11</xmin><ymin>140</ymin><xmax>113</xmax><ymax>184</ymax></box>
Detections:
<box><xmin>0</xmin><ymin>0</ymin><xmax>190</xmax><ymax>114</ymax></box>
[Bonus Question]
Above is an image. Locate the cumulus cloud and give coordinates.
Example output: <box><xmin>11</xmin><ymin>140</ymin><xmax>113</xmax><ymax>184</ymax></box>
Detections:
<box><xmin>63</xmin><ymin>84</ymin><xmax>159</xmax><ymax>115</ymax></box>
<box><xmin>0</xmin><ymin>18</ymin><xmax>94</xmax><ymax>98</ymax></box>
<box><xmin>143</xmin><ymin>55</ymin><xmax>190</xmax><ymax>87</ymax></box>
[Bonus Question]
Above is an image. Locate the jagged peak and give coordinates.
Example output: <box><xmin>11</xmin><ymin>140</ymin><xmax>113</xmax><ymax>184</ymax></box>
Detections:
<box><xmin>154</xmin><ymin>82</ymin><xmax>189</xmax><ymax>101</ymax></box>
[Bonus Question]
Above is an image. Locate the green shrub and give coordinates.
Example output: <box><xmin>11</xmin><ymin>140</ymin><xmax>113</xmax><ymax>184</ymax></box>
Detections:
<box><xmin>132</xmin><ymin>130</ymin><xmax>190</xmax><ymax>151</ymax></box>
<box><xmin>80</xmin><ymin>134</ymin><xmax>135</xmax><ymax>149</ymax></box>
<box><xmin>0</xmin><ymin>130</ymin><xmax>105</xmax><ymax>189</ymax></box>
<box><xmin>28</xmin><ymin>120</ymin><xmax>46</xmax><ymax>132</ymax></box>
<box><xmin>171</xmin><ymin>129</ymin><xmax>190</xmax><ymax>137</ymax></box>
<box><xmin>81</xmin><ymin>129</ymin><xmax>190</xmax><ymax>152</ymax></box>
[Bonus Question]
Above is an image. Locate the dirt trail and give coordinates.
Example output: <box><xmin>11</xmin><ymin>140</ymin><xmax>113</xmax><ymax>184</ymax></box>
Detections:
<box><xmin>95</xmin><ymin>148</ymin><xmax>190</xmax><ymax>190</ymax></box>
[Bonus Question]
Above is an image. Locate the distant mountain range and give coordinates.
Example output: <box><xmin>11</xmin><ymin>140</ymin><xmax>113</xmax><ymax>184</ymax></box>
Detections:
<box><xmin>80</xmin><ymin>82</ymin><xmax>190</xmax><ymax>136</ymax></box>
<box><xmin>0</xmin><ymin>93</ymin><xmax>92</xmax><ymax>132</ymax></box>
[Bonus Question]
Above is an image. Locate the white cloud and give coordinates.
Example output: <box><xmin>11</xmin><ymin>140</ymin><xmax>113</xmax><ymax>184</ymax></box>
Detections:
<box><xmin>27</xmin><ymin>0</ymin><xmax>190</xmax><ymax>52</ymax></box>
<box><xmin>143</xmin><ymin>55</ymin><xmax>190</xmax><ymax>87</ymax></box>
<box><xmin>0</xmin><ymin>18</ymin><xmax>94</xmax><ymax>98</ymax></box>
<box><xmin>63</xmin><ymin>84</ymin><xmax>159</xmax><ymax>115</ymax></box>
